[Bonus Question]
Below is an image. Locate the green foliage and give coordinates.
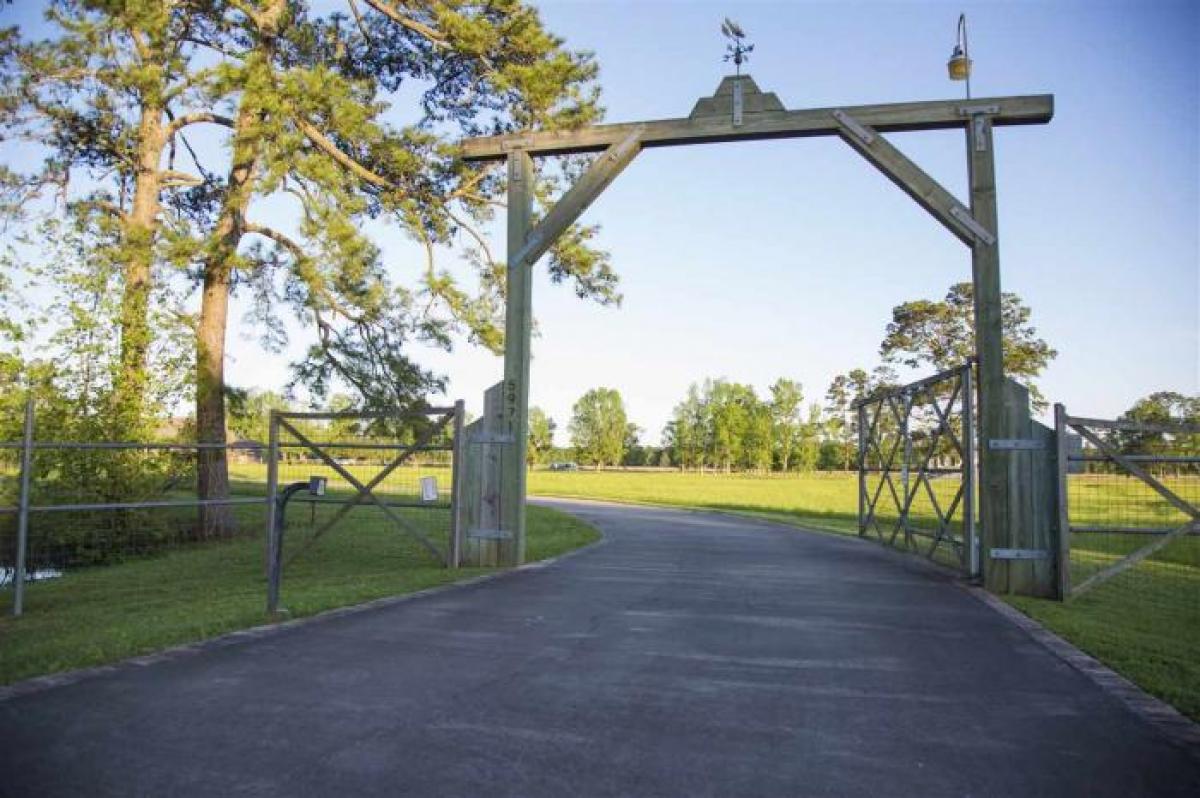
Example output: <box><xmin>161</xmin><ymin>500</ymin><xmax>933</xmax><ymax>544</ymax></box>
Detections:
<box><xmin>527</xmin><ymin>405</ymin><xmax>555</xmax><ymax>466</ymax></box>
<box><xmin>1110</xmin><ymin>391</ymin><xmax>1200</xmax><ymax>461</ymax></box>
<box><xmin>0</xmin><ymin>216</ymin><xmax>194</xmax><ymax>564</ymax></box>
<box><xmin>823</xmin><ymin>365</ymin><xmax>897</xmax><ymax>470</ymax></box>
<box><xmin>0</xmin><ymin>503</ymin><xmax>598</xmax><ymax>685</ymax></box>
<box><xmin>568</xmin><ymin>387</ymin><xmax>628</xmax><ymax>468</ymax></box>
<box><xmin>880</xmin><ymin>282</ymin><xmax>1056</xmax><ymax>408</ymax></box>
<box><xmin>664</xmin><ymin>378</ymin><xmax>830</xmax><ymax>473</ymax></box>
<box><xmin>1</xmin><ymin>0</ymin><xmax>612</xmax><ymax>425</ymax></box>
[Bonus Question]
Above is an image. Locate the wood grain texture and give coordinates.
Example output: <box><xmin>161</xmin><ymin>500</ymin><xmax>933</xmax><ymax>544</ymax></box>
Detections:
<box><xmin>460</xmin><ymin>93</ymin><xmax>1054</xmax><ymax>161</ymax></box>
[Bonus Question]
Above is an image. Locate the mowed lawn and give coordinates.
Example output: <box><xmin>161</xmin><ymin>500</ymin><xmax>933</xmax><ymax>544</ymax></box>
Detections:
<box><xmin>531</xmin><ymin>469</ymin><xmax>863</xmax><ymax>533</ymax></box>
<box><xmin>0</xmin><ymin>503</ymin><xmax>598</xmax><ymax>685</ymax></box>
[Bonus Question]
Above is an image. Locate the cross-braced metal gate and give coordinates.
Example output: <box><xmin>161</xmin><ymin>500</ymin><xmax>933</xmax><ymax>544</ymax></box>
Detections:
<box><xmin>1054</xmin><ymin>407</ymin><xmax>1199</xmax><ymax>600</ymax></box>
<box><xmin>265</xmin><ymin>404</ymin><xmax>464</xmax><ymax>614</ymax></box>
<box><xmin>856</xmin><ymin>363</ymin><xmax>978</xmax><ymax>576</ymax></box>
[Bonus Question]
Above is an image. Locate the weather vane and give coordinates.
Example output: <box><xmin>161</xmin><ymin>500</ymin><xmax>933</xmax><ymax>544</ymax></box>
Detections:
<box><xmin>721</xmin><ymin>17</ymin><xmax>753</xmax><ymax>76</ymax></box>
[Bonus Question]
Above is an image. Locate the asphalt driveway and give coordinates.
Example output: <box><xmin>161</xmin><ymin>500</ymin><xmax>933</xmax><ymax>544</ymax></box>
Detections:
<box><xmin>1</xmin><ymin>500</ymin><xmax>1197</xmax><ymax>797</ymax></box>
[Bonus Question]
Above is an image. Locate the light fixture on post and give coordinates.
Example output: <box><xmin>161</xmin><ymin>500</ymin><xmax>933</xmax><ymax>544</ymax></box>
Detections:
<box><xmin>947</xmin><ymin>13</ymin><xmax>972</xmax><ymax>98</ymax></box>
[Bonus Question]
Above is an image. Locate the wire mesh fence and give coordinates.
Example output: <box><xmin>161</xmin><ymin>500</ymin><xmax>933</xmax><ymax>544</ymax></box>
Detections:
<box><xmin>0</xmin><ymin>402</ymin><xmax>464</xmax><ymax>629</ymax></box>
<box><xmin>857</xmin><ymin>363</ymin><xmax>976</xmax><ymax>574</ymax></box>
<box><xmin>0</xmin><ymin>435</ymin><xmax>271</xmax><ymax>640</ymax></box>
<box><xmin>1058</xmin><ymin>408</ymin><xmax>1199</xmax><ymax>623</ymax></box>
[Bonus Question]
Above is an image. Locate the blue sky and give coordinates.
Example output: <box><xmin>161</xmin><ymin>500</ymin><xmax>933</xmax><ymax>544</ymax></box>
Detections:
<box><xmin>427</xmin><ymin>0</ymin><xmax>1199</xmax><ymax>442</ymax></box>
<box><xmin>4</xmin><ymin>1</ymin><xmax>1198</xmax><ymax>443</ymax></box>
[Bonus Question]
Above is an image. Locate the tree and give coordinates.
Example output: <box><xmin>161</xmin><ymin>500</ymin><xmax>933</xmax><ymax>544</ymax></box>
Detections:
<box><xmin>824</xmin><ymin>365</ymin><xmax>896</xmax><ymax>470</ymax></box>
<box><xmin>795</xmin><ymin>403</ymin><xmax>822</xmax><ymax>472</ymax></box>
<box><xmin>1111</xmin><ymin>391</ymin><xmax>1200</xmax><ymax>461</ymax></box>
<box><xmin>708</xmin><ymin>380</ymin><xmax>758</xmax><ymax>472</ymax></box>
<box><xmin>2</xmin><ymin>0</ymin><xmax>203</xmax><ymax>439</ymax></box>
<box><xmin>5</xmin><ymin>1</ymin><xmax>612</xmax><ymax>538</ymax></box>
<box><xmin>879</xmin><ymin>282</ymin><xmax>1056</xmax><ymax>408</ymax></box>
<box><xmin>527</xmin><ymin>406</ymin><xmax>555</xmax><ymax>467</ymax></box>
<box><xmin>665</xmin><ymin>382</ymin><xmax>708</xmax><ymax>471</ymax></box>
<box><xmin>568</xmin><ymin>387</ymin><xmax>628</xmax><ymax>468</ymax></box>
<box><xmin>769</xmin><ymin>378</ymin><xmax>803</xmax><ymax>472</ymax></box>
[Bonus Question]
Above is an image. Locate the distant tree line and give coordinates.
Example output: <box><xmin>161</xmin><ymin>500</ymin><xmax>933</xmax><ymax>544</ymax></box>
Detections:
<box><xmin>520</xmin><ymin>283</ymin><xmax>1188</xmax><ymax>475</ymax></box>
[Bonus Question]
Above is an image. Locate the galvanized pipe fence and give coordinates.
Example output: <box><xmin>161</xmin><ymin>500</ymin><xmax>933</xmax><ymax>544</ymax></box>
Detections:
<box><xmin>1</xmin><ymin>399</ymin><xmax>466</xmax><ymax>620</ymax></box>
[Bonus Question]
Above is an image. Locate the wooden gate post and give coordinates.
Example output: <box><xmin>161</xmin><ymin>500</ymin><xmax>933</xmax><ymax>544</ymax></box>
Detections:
<box><xmin>500</xmin><ymin>150</ymin><xmax>534</xmax><ymax>567</ymax></box>
<box><xmin>967</xmin><ymin>114</ymin><xmax>1012</xmax><ymax>593</ymax></box>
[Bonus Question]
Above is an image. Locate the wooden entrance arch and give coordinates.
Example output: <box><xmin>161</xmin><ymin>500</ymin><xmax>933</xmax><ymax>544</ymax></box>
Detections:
<box><xmin>457</xmin><ymin>77</ymin><xmax>1056</xmax><ymax>596</ymax></box>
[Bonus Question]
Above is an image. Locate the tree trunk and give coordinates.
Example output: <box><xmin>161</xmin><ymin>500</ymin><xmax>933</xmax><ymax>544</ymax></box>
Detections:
<box><xmin>196</xmin><ymin>260</ymin><xmax>235</xmax><ymax>539</ymax></box>
<box><xmin>195</xmin><ymin>99</ymin><xmax>263</xmax><ymax>539</ymax></box>
<box><xmin>112</xmin><ymin>105</ymin><xmax>165</xmax><ymax>438</ymax></box>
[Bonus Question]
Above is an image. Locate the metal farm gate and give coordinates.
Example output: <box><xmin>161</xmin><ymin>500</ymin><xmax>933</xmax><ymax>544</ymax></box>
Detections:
<box><xmin>856</xmin><ymin>363</ymin><xmax>978</xmax><ymax>576</ymax></box>
<box><xmin>265</xmin><ymin>404</ymin><xmax>465</xmax><ymax>614</ymax></box>
<box><xmin>1054</xmin><ymin>407</ymin><xmax>1199</xmax><ymax>600</ymax></box>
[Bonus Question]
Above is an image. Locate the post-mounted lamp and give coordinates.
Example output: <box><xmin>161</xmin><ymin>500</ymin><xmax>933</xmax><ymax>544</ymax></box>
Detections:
<box><xmin>947</xmin><ymin>13</ymin><xmax>972</xmax><ymax>98</ymax></box>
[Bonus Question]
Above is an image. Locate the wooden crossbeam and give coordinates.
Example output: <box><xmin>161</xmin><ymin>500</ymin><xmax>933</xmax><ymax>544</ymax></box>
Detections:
<box><xmin>460</xmin><ymin>94</ymin><xmax>1053</xmax><ymax>161</ymax></box>
<box><xmin>832</xmin><ymin>110</ymin><xmax>987</xmax><ymax>248</ymax></box>
<box><xmin>512</xmin><ymin>127</ymin><xmax>644</xmax><ymax>269</ymax></box>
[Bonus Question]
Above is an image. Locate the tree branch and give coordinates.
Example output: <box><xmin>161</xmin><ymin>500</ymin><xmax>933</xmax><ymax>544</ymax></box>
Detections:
<box><xmin>294</xmin><ymin>117</ymin><xmax>395</xmax><ymax>190</ymax></box>
<box><xmin>244</xmin><ymin>221</ymin><xmax>308</xmax><ymax>262</ymax></box>
<box><xmin>160</xmin><ymin>170</ymin><xmax>205</xmax><ymax>187</ymax></box>
<box><xmin>359</xmin><ymin>0</ymin><xmax>447</xmax><ymax>46</ymax></box>
<box><xmin>72</xmin><ymin>198</ymin><xmax>128</xmax><ymax>222</ymax></box>
<box><xmin>165</xmin><ymin>112</ymin><xmax>236</xmax><ymax>138</ymax></box>
<box><xmin>346</xmin><ymin>0</ymin><xmax>374</xmax><ymax>42</ymax></box>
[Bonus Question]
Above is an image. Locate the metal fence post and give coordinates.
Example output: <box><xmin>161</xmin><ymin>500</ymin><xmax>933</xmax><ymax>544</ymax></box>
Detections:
<box><xmin>12</xmin><ymin>398</ymin><xmax>33</xmax><ymax>617</ymax></box>
<box><xmin>448</xmin><ymin>400</ymin><xmax>465</xmax><ymax>569</ymax></box>
<box><xmin>962</xmin><ymin>365</ymin><xmax>978</xmax><ymax>579</ymax></box>
<box><xmin>1054</xmin><ymin>403</ymin><xmax>1071</xmax><ymax>600</ymax></box>
<box><xmin>265</xmin><ymin>410</ymin><xmax>281</xmax><ymax>615</ymax></box>
<box><xmin>856</xmin><ymin>403</ymin><xmax>867</xmax><ymax>535</ymax></box>
<box><xmin>900</xmin><ymin>393</ymin><xmax>912</xmax><ymax>549</ymax></box>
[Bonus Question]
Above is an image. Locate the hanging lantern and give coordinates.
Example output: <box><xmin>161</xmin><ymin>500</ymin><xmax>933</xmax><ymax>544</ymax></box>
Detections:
<box><xmin>947</xmin><ymin>14</ymin><xmax>972</xmax><ymax>97</ymax></box>
<box><xmin>947</xmin><ymin>45</ymin><xmax>971</xmax><ymax>81</ymax></box>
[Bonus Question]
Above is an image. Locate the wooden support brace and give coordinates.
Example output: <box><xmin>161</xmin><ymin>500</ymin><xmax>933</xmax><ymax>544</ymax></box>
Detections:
<box><xmin>832</xmin><ymin>109</ymin><xmax>991</xmax><ymax>247</ymax></box>
<box><xmin>511</xmin><ymin>126</ymin><xmax>645</xmax><ymax>269</ymax></box>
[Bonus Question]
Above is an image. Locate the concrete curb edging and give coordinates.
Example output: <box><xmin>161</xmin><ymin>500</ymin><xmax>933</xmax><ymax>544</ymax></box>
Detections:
<box><xmin>0</xmin><ymin>528</ymin><xmax>609</xmax><ymax>704</ymax></box>
<box><xmin>962</xmin><ymin>585</ymin><xmax>1200</xmax><ymax>757</ymax></box>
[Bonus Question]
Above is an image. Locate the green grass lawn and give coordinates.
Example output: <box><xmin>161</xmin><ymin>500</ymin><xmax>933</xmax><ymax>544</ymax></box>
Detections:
<box><xmin>0</xmin><ymin>504</ymin><xmax>598</xmax><ymax>685</ymax></box>
<box><xmin>530</xmin><ymin>469</ymin><xmax>864</xmax><ymax>534</ymax></box>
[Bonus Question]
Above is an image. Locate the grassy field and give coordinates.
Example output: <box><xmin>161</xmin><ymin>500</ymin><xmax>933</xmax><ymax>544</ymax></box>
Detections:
<box><xmin>0</xmin><ymin>503</ymin><xmax>598</xmax><ymax>685</ymax></box>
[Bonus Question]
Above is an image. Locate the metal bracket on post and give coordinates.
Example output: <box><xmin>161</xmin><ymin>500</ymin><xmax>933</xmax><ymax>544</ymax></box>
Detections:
<box><xmin>468</xmin><ymin>529</ymin><xmax>514</xmax><ymax>541</ymax></box>
<box><xmin>988</xmin><ymin>438</ymin><xmax>1047</xmax><ymax>451</ymax></box>
<box><xmin>831</xmin><ymin>109</ymin><xmax>874</xmax><ymax>144</ymax></box>
<box><xmin>973</xmin><ymin>115</ymin><xmax>989</xmax><ymax>151</ymax></box>
<box><xmin>990</xmin><ymin>548</ymin><xmax>1051</xmax><ymax>560</ymax></box>
<box><xmin>732</xmin><ymin>78</ymin><xmax>744</xmax><ymax>126</ymax></box>
<box><xmin>948</xmin><ymin>205</ymin><xmax>996</xmax><ymax>246</ymax></box>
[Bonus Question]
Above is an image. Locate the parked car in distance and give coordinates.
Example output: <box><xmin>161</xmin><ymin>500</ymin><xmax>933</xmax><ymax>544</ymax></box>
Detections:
<box><xmin>548</xmin><ymin>462</ymin><xmax>579</xmax><ymax>472</ymax></box>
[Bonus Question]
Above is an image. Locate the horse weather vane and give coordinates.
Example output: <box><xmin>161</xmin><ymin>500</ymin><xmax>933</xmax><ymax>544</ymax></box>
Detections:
<box><xmin>721</xmin><ymin>17</ymin><xmax>753</xmax><ymax>77</ymax></box>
